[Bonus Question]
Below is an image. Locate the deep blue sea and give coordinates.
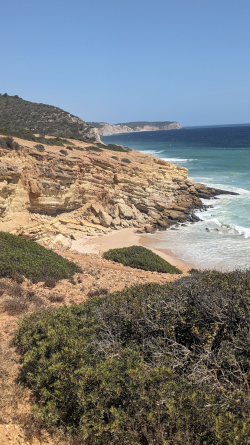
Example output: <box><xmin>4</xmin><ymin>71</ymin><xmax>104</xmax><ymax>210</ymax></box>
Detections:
<box><xmin>103</xmin><ymin>125</ymin><xmax>250</xmax><ymax>271</ymax></box>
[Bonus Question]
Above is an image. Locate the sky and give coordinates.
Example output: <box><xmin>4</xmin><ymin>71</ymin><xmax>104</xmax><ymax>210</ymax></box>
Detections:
<box><xmin>1</xmin><ymin>0</ymin><xmax>250</xmax><ymax>126</ymax></box>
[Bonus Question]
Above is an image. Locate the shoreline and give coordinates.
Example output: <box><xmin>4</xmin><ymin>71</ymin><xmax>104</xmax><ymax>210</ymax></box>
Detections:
<box><xmin>71</xmin><ymin>228</ymin><xmax>193</xmax><ymax>273</ymax></box>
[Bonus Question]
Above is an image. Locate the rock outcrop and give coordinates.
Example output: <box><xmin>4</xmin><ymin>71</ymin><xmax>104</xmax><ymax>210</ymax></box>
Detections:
<box><xmin>88</xmin><ymin>121</ymin><xmax>182</xmax><ymax>136</ymax></box>
<box><xmin>0</xmin><ymin>134</ymin><xmax>228</xmax><ymax>249</ymax></box>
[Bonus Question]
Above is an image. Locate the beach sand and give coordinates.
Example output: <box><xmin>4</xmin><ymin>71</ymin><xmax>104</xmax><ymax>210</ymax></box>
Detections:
<box><xmin>71</xmin><ymin>228</ymin><xmax>193</xmax><ymax>273</ymax></box>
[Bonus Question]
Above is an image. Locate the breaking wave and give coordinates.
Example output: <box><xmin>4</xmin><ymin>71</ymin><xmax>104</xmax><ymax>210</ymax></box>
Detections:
<box><xmin>162</xmin><ymin>157</ymin><xmax>198</xmax><ymax>163</ymax></box>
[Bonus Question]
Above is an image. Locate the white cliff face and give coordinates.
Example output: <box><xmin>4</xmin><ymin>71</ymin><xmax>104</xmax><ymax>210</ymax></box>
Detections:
<box><xmin>88</xmin><ymin>121</ymin><xmax>182</xmax><ymax>136</ymax></box>
<box><xmin>97</xmin><ymin>123</ymin><xmax>135</xmax><ymax>136</ymax></box>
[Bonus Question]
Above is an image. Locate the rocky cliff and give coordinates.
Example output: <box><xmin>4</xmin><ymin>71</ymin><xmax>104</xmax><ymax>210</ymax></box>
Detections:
<box><xmin>0</xmin><ymin>133</ymin><xmax>226</xmax><ymax>249</ymax></box>
<box><xmin>0</xmin><ymin>94</ymin><xmax>100</xmax><ymax>143</ymax></box>
<box><xmin>88</xmin><ymin>121</ymin><xmax>182</xmax><ymax>136</ymax></box>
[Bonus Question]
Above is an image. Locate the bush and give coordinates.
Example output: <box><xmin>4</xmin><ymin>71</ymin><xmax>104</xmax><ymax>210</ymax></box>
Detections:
<box><xmin>0</xmin><ymin>136</ymin><xmax>20</xmax><ymax>150</ymax></box>
<box><xmin>73</xmin><ymin>145</ymin><xmax>84</xmax><ymax>152</ymax></box>
<box><xmin>1</xmin><ymin>298</ymin><xmax>28</xmax><ymax>315</ymax></box>
<box><xmin>0</xmin><ymin>128</ymin><xmax>70</xmax><ymax>146</ymax></box>
<box><xmin>43</xmin><ymin>137</ymin><xmax>68</xmax><ymax>146</ymax></box>
<box><xmin>97</xmin><ymin>143</ymin><xmax>129</xmax><ymax>152</ymax></box>
<box><xmin>106</xmin><ymin>143</ymin><xmax>129</xmax><ymax>152</ymax></box>
<box><xmin>14</xmin><ymin>270</ymin><xmax>250</xmax><ymax>444</ymax></box>
<box><xmin>85</xmin><ymin>146</ymin><xmax>103</xmax><ymax>152</ymax></box>
<box><xmin>103</xmin><ymin>245</ymin><xmax>181</xmax><ymax>274</ymax></box>
<box><xmin>59</xmin><ymin>149</ymin><xmax>68</xmax><ymax>156</ymax></box>
<box><xmin>0</xmin><ymin>232</ymin><xmax>80</xmax><ymax>283</ymax></box>
<box><xmin>121</xmin><ymin>157</ymin><xmax>131</xmax><ymax>163</ymax></box>
<box><xmin>87</xmin><ymin>287</ymin><xmax>109</xmax><ymax>297</ymax></box>
<box><xmin>35</xmin><ymin>144</ymin><xmax>45</xmax><ymax>152</ymax></box>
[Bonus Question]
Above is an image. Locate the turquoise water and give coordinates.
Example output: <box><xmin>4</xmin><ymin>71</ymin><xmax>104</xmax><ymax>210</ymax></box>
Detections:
<box><xmin>103</xmin><ymin>125</ymin><xmax>250</xmax><ymax>270</ymax></box>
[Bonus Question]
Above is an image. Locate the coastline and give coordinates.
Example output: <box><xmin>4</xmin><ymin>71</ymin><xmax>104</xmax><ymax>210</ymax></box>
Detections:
<box><xmin>71</xmin><ymin>228</ymin><xmax>193</xmax><ymax>273</ymax></box>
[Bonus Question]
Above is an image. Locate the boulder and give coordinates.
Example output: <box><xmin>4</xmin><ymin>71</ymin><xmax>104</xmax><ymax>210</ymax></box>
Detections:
<box><xmin>99</xmin><ymin>209</ymin><xmax>112</xmax><ymax>227</ymax></box>
<box><xmin>50</xmin><ymin>234</ymin><xmax>71</xmax><ymax>249</ymax></box>
<box><xmin>118</xmin><ymin>203</ymin><xmax>134</xmax><ymax>219</ymax></box>
<box><xmin>112</xmin><ymin>217</ymin><xmax>121</xmax><ymax>226</ymax></box>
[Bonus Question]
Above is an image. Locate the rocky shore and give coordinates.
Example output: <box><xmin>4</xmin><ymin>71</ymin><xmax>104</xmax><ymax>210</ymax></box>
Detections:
<box><xmin>0</xmin><ymin>134</ymin><xmax>234</xmax><ymax>249</ymax></box>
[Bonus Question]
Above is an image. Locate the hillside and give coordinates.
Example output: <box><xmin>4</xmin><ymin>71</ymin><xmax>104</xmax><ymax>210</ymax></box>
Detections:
<box><xmin>0</xmin><ymin>264</ymin><xmax>248</xmax><ymax>444</ymax></box>
<box><xmin>0</xmin><ymin>93</ymin><xmax>100</xmax><ymax>143</ymax></box>
<box><xmin>0</xmin><ymin>237</ymin><xmax>187</xmax><ymax>445</ymax></box>
<box><xmin>88</xmin><ymin>120</ymin><xmax>182</xmax><ymax>136</ymax></box>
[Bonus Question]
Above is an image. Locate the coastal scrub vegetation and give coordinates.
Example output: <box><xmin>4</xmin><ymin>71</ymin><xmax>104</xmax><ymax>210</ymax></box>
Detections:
<box><xmin>0</xmin><ymin>127</ymin><xmax>72</xmax><ymax>146</ymax></box>
<box><xmin>0</xmin><ymin>232</ymin><xmax>80</xmax><ymax>283</ymax></box>
<box><xmin>103</xmin><ymin>245</ymin><xmax>181</xmax><ymax>274</ymax></box>
<box><xmin>0</xmin><ymin>135</ymin><xmax>20</xmax><ymax>150</ymax></box>
<box><xmin>15</xmin><ymin>270</ymin><xmax>250</xmax><ymax>444</ymax></box>
<box><xmin>35</xmin><ymin>144</ymin><xmax>45</xmax><ymax>152</ymax></box>
<box><xmin>97</xmin><ymin>142</ymin><xmax>130</xmax><ymax>152</ymax></box>
<box><xmin>85</xmin><ymin>146</ymin><xmax>103</xmax><ymax>152</ymax></box>
<box><xmin>59</xmin><ymin>149</ymin><xmax>68</xmax><ymax>156</ymax></box>
<box><xmin>0</xmin><ymin>94</ymin><xmax>97</xmax><ymax>143</ymax></box>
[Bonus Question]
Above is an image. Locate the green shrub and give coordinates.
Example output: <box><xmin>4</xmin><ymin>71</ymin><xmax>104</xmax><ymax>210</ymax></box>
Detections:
<box><xmin>0</xmin><ymin>232</ymin><xmax>80</xmax><ymax>283</ymax></box>
<box><xmin>35</xmin><ymin>144</ymin><xmax>45</xmax><ymax>152</ymax></box>
<box><xmin>97</xmin><ymin>143</ymin><xmax>129</xmax><ymax>153</ymax></box>
<box><xmin>111</xmin><ymin>155</ymin><xmax>118</xmax><ymax>160</ymax></box>
<box><xmin>60</xmin><ymin>149</ymin><xmax>68</xmax><ymax>156</ymax></box>
<box><xmin>103</xmin><ymin>245</ymin><xmax>181</xmax><ymax>274</ymax></box>
<box><xmin>0</xmin><ymin>128</ymin><xmax>38</xmax><ymax>141</ymax></box>
<box><xmin>73</xmin><ymin>145</ymin><xmax>85</xmax><ymax>151</ymax></box>
<box><xmin>15</xmin><ymin>270</ymin><xmax>250</xmax><ymax>444</ymax></box>
<box><xmin>106</xmin><ymin>143</ymin><xmax>129</xmax><ymax>152</ymax></box>
<box><xmin>44</xmin><ymin>137</ymin><xmax>68</xmax><ymax>146</ymax></box>
<box><xmin>85</xmin><ymin>146</ymin><xmax>103</xmax><ymax>152</ymax></box>
<box><xmin>121</xmin><ymin>157</ymin><xmax>131</xmax><ymax>163</ymax></box>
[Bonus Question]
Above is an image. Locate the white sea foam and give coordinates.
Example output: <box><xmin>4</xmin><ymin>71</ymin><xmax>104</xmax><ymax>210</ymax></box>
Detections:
<box><xmin>140</xmin><ymin>150</ymin><xmax>198</xmax><ymax>163</ymax></box>
<box><xmin>193</xmin><ymin>215</ymin><xmax>250</xmax><ymax>239</ymax></box>
<box><xmin>162</xmin><ymin>157</ymin><xmax>197</xmax><ymax>163</ymax></box>
<box><xmin>232</xmin><ymin>225</ymin><xmax>250</xmax><ymax>238</ymax></box>
<box><xmin>199</xmin><ymin>182</ymin><xmax>250</xmax><ymax>196</ymax></box>
<box><xmin>141</xmin><ymin>149</ymin><xmax>165</xmax><ymax>155</ymax></box>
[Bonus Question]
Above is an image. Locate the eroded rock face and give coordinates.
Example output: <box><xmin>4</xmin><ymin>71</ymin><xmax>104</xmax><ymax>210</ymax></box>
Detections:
<box><xmin>0</xmin><ymin>135</ymin><xmax>226</xmax><ymax>248</ymax></box>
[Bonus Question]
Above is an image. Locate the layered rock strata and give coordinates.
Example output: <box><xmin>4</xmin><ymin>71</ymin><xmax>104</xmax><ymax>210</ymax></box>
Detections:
<box><xmin>0</xmin><ymin>135</ymin><xmax>230</xmax><ymax>249</ymax></box>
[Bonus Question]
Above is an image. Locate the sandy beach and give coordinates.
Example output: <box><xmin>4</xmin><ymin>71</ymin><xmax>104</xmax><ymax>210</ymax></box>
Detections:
<box><xmin>71</xmin><ymin>228</ymin><xmax>193</xmax><ymax>273</ymax></box>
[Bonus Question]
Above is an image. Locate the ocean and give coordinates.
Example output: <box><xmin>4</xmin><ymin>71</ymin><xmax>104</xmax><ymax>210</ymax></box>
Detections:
<box><xmin>103</xmin><ymin>125</ymin><xmax>250</xmax><ymax>271</ymax></box>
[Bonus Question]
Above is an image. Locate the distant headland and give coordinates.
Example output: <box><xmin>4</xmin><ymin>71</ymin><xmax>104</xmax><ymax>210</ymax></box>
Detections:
<box><xmin>88</xmin><ymin>120</ymin><xmax>182</xmax><ymax>136</ymax></box>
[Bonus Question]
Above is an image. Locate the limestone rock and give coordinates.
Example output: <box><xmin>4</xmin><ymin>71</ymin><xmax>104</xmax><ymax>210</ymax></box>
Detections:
<box><xmin>0</xmin><ymin>133</ymin><xmax>229</xmax><ymax>246</ymax></box>
<box><xmin>118</xmin><ymin>203</ymin><xmax>134</xmax><ymax>219</ymax></box>
<box><xmin>50</xmin><ymin>234</ymin><xmax>71</xmax><ymax>249</ymax></box>
<box><xmin>99</xmin><ymin>209</ymin><xmax>112</xmax><ymax>227</ymax></box>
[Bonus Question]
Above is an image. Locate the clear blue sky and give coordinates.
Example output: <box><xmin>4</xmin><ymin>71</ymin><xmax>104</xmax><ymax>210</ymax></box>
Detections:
<box><xmin>1</xmin><ymin>0</ymin><xmax>249</xmax><ymax>126</ymax></box>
